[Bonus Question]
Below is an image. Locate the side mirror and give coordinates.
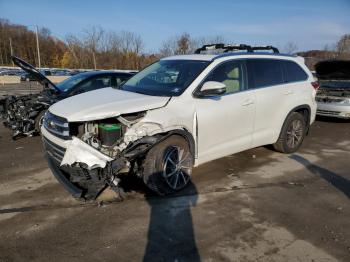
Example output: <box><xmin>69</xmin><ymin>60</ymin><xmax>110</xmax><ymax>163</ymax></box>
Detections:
<box><xmin>196</xmin><ymin>81</ymin><xmax>226</xmax><ymax>97</ymax></box>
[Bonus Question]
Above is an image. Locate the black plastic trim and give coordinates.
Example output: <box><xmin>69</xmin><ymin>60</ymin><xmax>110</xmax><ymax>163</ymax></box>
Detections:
<box><xmin>45</xmin><ymin>153</ymin><xmax>83</xmax><ymax>198</ymax></box>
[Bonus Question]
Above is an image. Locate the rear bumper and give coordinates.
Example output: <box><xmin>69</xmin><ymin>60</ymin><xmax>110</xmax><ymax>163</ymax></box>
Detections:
<box><xmin>317</xmin><ymin>102</ymin><xmax>350</xmax><ymax>119</ymax></box>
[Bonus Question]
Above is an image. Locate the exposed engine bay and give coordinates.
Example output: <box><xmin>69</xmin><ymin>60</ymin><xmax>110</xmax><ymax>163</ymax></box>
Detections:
<box><xmin>43</xmin><ymin>111</ymin><xmax>169</xmax><ymax>199</ymax></box>
<box><xmin>315</xmin><ymin>60</ymin><xmax>350</xmax><ymax>118</ymax></box>
<box><xmin>316</xmin><ymin>81</ymin><xmax>350</xmax><ymax>103</ymax></box>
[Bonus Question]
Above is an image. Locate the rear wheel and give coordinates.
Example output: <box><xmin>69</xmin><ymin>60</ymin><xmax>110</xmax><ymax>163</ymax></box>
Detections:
<box><xmin>273</xmin><ymin>112</ymin><xmax>306</xmax><ymax>153</ymax></box>
<box><xmin>142</xmin><ymin>135</ymin><xmax>193</xmax><ymax>195</ymax></box>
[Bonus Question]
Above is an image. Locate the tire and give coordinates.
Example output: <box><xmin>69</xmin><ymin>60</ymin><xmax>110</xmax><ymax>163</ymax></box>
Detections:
<box><xmin>34</xmin><ymin>110</ymin><xmax>46</xmax><ymax>133</ymax></box>
<box><xmin>142</xmin><ymin>135</ymin><xmax>193</xmax><ymax>195</ymax></box>
<box><xmin>273</xmin><ymin>112</ymin><xmax>306</xmax><ymax>153</ymax></box>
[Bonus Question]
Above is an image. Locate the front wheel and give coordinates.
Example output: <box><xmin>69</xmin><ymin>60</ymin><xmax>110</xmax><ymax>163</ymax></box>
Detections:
<box><xmin>142</xmin><ymin>135</ymin><xmax>193</xmax><ymax>195</ymax></box>
<box><xmin>34</xmin><ymin>110</ymin><xmax>46</xmax><ymax>134</ymax></box>
<box><xmin>273</xmin><ymin>112</ymin><xmax>306</xmax><ymax>153</ymax></box>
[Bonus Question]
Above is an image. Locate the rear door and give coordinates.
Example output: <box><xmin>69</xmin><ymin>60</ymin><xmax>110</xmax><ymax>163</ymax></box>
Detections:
<box><xmin>282</xmin><ymin>60</ymin><xmax>310</xmax><ymax>106</ymax></box>
<box><xmin>248</xmin><ymin>59</ymin><xmax>294</xmax><ymax>147</ymax></box>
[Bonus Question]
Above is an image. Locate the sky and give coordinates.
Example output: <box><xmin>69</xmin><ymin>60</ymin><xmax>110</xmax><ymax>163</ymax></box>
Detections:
<box><xmin>0</xmin><ymin>0</ymin><xmax>349</xmax><ymax>52</ymax></box>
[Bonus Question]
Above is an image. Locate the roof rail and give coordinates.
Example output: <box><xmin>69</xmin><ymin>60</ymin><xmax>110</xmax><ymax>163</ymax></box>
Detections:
<box><xmin>251</xmin><ymin>45</ymin><xmax>279</xmax><ymax>53</ymax></box>
<box><xmin>194</xmin><ymin>44</ymin><xmax>279</xmax><ymax>54</ymax></box>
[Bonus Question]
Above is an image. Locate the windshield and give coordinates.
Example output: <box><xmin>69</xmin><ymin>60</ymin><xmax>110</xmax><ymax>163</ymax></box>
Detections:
<box><xmin>121</xmin><ymin>60</ymin><xmax>210</xmax><ymax>96</ymax></box>
<box><xmin>56</xmin><ymin>74</ymin><xmax>87</xmax><ymax>92</ymax></box>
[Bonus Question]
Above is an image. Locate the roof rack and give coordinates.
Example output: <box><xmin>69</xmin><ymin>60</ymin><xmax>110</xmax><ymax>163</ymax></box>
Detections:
<box><xmin>194</xmin><ymin>44</ymin><xmax>279</xmax><ymax>54</ymax></box>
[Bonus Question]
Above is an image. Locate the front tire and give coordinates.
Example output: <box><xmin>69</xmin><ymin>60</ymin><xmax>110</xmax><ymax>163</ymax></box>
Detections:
<box><xmin>273</xmin><ymin>112</ymin><xmax>306</xmax><ymax>153</ymax></box>
<box><xmin>142</xmin><ymin>135</ymin><xmax>193</xmax><ymax>195</ymax></box>
<box><xmin>34</xmin><ymin>110</ymin><xmax>46</xmax><ymax>134</ymax></box>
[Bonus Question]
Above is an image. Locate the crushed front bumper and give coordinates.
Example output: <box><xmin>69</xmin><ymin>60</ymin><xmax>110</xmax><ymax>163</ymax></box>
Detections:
<box><xmin>44</xmin><ymin>151</ymin><xmax>83</xmax><ymax>198</ymax></box>
<box><xmin>42</xmin><ymin>135</ymin><xmax>84</xmax><ymax>198</ymax></box>
<box><xmin>41</xmin><ymin>126</ymin><xmax>127</xmax><ymax>200</ymax></box>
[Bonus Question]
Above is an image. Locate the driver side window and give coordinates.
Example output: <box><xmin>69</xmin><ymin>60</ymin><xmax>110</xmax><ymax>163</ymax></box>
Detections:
<box><xmin>78</xmin><ymin>76</ymin><xmax>111</xmax><ymax>93</ymax></box>
<box><xmin>205</xmin><ymin>60</ymin><xmax>247</xmax><ymax>94</ymax></box>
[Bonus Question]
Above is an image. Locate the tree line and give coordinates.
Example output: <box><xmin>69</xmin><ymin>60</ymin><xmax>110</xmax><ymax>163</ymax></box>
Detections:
<box><xmin>0</xmin><ymin>18</ymin><xmax>349</xmax><ymax>70</ymax></box>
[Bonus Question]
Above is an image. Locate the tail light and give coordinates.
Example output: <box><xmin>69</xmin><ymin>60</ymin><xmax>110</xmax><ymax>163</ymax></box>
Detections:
<box><xmin>311</xmin><ymin>81</ymin><xmax>320</xmax><ymax>90</ymax></box>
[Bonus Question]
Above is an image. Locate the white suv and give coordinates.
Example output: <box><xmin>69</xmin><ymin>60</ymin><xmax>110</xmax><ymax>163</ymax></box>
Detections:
<box><xmin>41</xmin><ymin>44</ymin><xmax>317</xmax><ymax>199</ymax></box>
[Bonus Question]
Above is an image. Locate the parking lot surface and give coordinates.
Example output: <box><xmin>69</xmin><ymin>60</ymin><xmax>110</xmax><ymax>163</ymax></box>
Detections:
<box><xmin>0</xmin><ymin>82</ymin><xmax>42</xmax><ymax>99</ymax></box>
<box><xmin>0</xmin><ymin>93</ymin><xmax>349</xmax><ymax>261</ymax></box>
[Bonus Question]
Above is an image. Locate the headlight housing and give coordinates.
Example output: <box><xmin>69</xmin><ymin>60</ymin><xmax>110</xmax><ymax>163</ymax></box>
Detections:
<box><xmin>43</xmin><ymin>111</ymin><xmax>70</xmax><ymax>138</ymax></box>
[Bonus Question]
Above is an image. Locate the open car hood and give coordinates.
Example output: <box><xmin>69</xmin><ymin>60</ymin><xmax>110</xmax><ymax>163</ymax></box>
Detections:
<box><xmin>315</xmin><ymin>60</ymin><xmax>350</xmax><ymax>80</ymax></box>
<box><xmin>12</xmin><ymin>56</ymin><xmax>60</xmax><ymax>92</ymax></box>
<box><xmin>49</xmin><ymin>87</ymin><xmax>170</xmax><ymax>122</ymax></box>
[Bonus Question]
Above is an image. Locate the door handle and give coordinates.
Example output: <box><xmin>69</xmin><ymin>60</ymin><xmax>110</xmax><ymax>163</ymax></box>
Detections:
<box><xmin>242</xmin><ymin>99</ymin><xmax>254</xmax><ymax>106</ymax></box>
<box><xmin>284</xmin><ymin>90</ymin><xmax>294</xmax><ymax>95</ymax></box>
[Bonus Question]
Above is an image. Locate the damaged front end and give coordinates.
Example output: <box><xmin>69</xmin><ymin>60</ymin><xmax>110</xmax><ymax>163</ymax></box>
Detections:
<box><xmin>1</xmin><ymin>56</ymin><xmax>62</xmax><ymax>139</ymax></box>
<box><xmin>315</xmin><ymin>60</ymin><xmax>350</xmax><ymax>118</ymax></box>
<box><xmin>316</xmin><ymin>83</ymin><xmax>350</xmax><ymax>103</ymax></box>
<box><xmin>42</xmin><ymin>111</ymin><xmax>165</xmax><ymax>200</ymax></box>
<box><xmin>1</xmin><ymin>94</ymin><xmax>49</xmax><ymax>139</ymax></box>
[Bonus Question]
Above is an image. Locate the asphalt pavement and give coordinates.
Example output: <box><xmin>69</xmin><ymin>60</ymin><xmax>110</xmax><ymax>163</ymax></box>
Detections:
<box><xmin>0</xmin><ymin>102</ymin><xmax>349</xmax><ymax>261</ymax></box>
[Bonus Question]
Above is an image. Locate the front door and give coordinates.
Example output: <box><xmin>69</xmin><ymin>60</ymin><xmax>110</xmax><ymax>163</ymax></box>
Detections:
<box><xmin>194</xmin><ymin>59</ymin><xmax>256</xmax><ymax>164</ymax></box>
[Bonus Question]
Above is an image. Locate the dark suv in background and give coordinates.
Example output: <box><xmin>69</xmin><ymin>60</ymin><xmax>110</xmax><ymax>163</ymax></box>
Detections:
<box><xmin>0</xmin><ymin>56</ymin><xmax>136</xmax><ymax>139</ymax></box>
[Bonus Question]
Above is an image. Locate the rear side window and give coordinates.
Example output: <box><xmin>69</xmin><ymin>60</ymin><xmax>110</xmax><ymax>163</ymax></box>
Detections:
<box><xmin>283</xmin><ymin>61</ymin><xmax>308</xmax><ymax>82</ymax></box>
<box><xmin>249</xmin><ymin>59</ymin><xmax>284</xmax><ymax>88</ymax></box>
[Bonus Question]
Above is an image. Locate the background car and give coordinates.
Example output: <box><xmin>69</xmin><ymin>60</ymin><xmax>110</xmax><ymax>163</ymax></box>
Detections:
<box><xmin>1</xmin><ymin>56</ymin><xmax>136</xmax><ymax>139</ymax></box>
<box><xmin>315</xmin><ymin>60</ymin><xmax>350</xmax><ymax>119</ymax></box>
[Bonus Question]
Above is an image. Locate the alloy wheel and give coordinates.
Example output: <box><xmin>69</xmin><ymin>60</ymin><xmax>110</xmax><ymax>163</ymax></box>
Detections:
<box><xmin>163</xmin><ymin>146</ymin><xmax>192</xmax><ymax>190</ymax></box>
<box><xmin>286</xmin><ymin>119</ymin><xmax>304</xmax><ymax>149</ymax></box>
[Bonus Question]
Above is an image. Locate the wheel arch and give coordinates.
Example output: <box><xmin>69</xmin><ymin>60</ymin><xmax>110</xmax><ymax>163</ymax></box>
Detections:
<box><xmin>277</xmin><ymin>104</ymin><xmax>311</xmax><ymax>139</ymax></box>
<box><xmin>123</xmin><ymin>128</ymin><xmax>196</xmax><ymax>161</ymax></box>
<box><xmin>167</xmin><ymin>128</ymin><xmax>196</xmax><ymax>158</ymax></box>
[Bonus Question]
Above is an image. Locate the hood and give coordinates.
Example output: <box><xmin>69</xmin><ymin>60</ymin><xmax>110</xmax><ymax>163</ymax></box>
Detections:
<box><xmin>12</xmin><ymin>56</ymin><xmax>60</xmax><ymax>92</ymax></box>
<box><xmin>315</xmin><ymin>60</ymin><xmax>350</xmax><ymax>80</ymax></box>
<box><xmin>49</xmin><ymin>87</ymin><xmax>170</xmax><ymax>122</ymax></box>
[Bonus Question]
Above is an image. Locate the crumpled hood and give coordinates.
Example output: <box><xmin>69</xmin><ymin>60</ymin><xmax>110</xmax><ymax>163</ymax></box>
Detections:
<box><xmin>315</xmin><ymin>60</ymin><xmax>350</xmax><ymax>80</ymax></box>
<box><xmin>49</xmin><ymin>87</ymin><xmax>170</xmax><ymax>122</ymax></box>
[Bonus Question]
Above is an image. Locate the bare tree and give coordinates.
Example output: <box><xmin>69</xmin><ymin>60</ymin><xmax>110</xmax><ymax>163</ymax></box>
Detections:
<box><xmin>336</xmin><ymin>34</ymin><xmax>350</xmax><ymax>58</ymax></box>
<box><xmin>159</xmin><ymin>33</ymin><xmax>198</xmax><ymax>57</ymax></box>
<box><xmin>159</xmin><ymin>37</ymin><xmax>178</xmax><ymax>57</ymax></box>
<box><xmin>176</xmin><ymin>33</ymin><xmax>191</xmax><ymax>54</ymax></box>
<box><xmin>283</xmin><ymin>41</ymin><xmax>298</xmax><ymax>54</ymax></box>
<box><xmin>65</xmin><ymin>34</ymin><xmax>83</xmax><ymax>67</ymax></box>
<box><xmin>82</xmin><ymin>26</ymin><xmax>105</xmax><ymax>69</ymax></box>
<box><xmin>195</xmin><ymin>35</ymin><xmax>226</xmax><ymax>47</ymax></box>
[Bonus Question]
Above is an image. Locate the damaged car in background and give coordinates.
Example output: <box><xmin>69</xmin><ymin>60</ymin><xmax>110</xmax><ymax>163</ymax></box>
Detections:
<box><xmin>0</xmin><ymin>56</ymin><xmax>135</xmax><ymax>139</ymax></box>
<box><xmin>315</xmin><ymin>60</ymin><xmax>350</xmax><ymax>119</ymax></box>
<box><xmin>41</xmin><ymin>44</ymin><xmax>317</xmax><ymax>200</ymax></box>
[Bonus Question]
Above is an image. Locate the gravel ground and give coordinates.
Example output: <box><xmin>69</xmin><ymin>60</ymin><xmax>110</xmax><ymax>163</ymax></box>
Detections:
<box><xmin>0</xmin><ymin>87</ymin><xmax>349</xmax><ymax>261</ymax></box>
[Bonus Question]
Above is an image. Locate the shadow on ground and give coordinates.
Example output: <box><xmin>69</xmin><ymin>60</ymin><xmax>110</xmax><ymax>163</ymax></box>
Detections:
<box><xmin>113</xmin><ymin>174</ymin><xmax>201</xmax><ymax>261</ymax></box>
<box><xmin>143</xmin><ymin>181</ymin><xmax>200</xmax><ymax>262</ymax></box>
<box><xmin>290</xmin><ymin>155</ymin><xmax>350</xmax><ymax>198</ymax></box>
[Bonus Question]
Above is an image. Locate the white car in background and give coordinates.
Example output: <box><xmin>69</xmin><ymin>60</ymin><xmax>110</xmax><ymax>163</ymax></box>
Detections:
<box><xmin>41</xmin><ymin>44</ymin><xmax>317</xmax><ymax>200</ymax></box>
<box><xmin>315</xmin><ymin>60</ymin><xmax>350</xmax><ymax>119</ymax></box>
